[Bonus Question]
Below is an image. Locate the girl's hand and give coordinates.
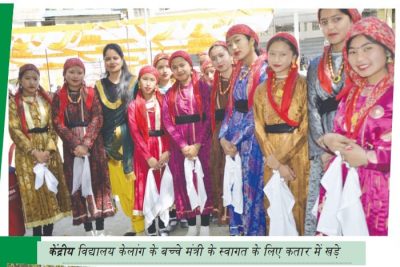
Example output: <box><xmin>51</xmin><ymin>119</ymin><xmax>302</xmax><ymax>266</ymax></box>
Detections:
<box><xmin>159</xmin><ymin>151</ymin><xmax>170</xmax><ymax>166</ymax></box>
<box><xmin>341</xmin><ymin>143</ymin><xmax>368</xmax><ymax>168</ymax></box>
<box><xmin>278</xmin><ymin>164</ymin><xmax>296</xmax><ymax>182</ymax></box>
<box><xmin>147</xmin><ymin>157</ymin><xmax>160</xmax><ymax>169</ymax></box>
<box><xmin>318</xmin><ymin>133</ymin><xmax>353</xmax><ymax>152</ymax></box>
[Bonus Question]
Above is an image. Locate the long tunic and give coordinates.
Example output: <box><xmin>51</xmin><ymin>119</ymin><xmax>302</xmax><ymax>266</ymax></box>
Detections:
<box><xmin>254</xmin><ymin>76</ymin><xmax>309</xmax><ymax>236</ymax></box>
<box><xmin>9</xmin><ymin>94</ymin><xmax>71</xmax><ymax>229</ymax></box>
<box><xmin>209</xmin><ymin>79</ymin><xmax>229</xmax><ymax>223</ymax></box>
<box><xmin>305</xmin><ymin>52</ymin><xmax>345</xmax><ymax>235</ymax></box>
<box><xmin>317</xmin><ymin>85</ymin><xmax>392</xmax><ymax>236</ymax></box>
<box><xmin>95</xmin><ymin>77</ymin><xmax>145</xmax><ymax>233</ymax></box>
<box><xmin>162</xmin><ymin>79</ymin><xmax>213</xmax><ymax>219</ymax></box>
<box><xmin>219</xmin><ymin>62</ymin><xmax>267</xmax><ymax>236</ymax></box>
<box><xmin>127</xmin><ymin>95</ymin><xmax>170</xmax><ymax>215</ymax></box>
<box><xmin>52</xmin><ymin>88</ymin><xmax>115</xmax><ymax>225</ymax></box>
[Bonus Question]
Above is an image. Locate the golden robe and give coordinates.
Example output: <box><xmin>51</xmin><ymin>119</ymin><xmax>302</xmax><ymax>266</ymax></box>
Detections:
<box><xmin>254</xmin><ymin>76</ymin><xmax>309</xmax><ymax>235</ymax></box>
<box><xmin>9</xmin><ymin>94</ymin><xmax>71</xmax><ymax>229</ymax></box>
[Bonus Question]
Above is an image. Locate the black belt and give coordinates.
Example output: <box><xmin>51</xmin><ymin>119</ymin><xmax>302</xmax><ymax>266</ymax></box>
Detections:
<box><xmin>264</xmin><ymin>123</ymin><xmax>297</xmax><ymax>133</ymax></box>
<box><xmin>66</xmin><ymin>121</ymin><xmax>89</xmax><ymax>128</ymax></box>
<box><xmin>215</xmin><ymin>109</ymin><xmax>225</xmax><ymax>121</ymax></box>
<box><xmin>235</xmin><ymin>100</ymin><xmax>248</xmax><ymax>113</ymax></box>
<box><xmin>175</xmin><ymin>113</ymin><xmax>206</xmax><ymax>125</ymax></box>
<box><xmin>28</xmin><ymin>126</ymin><xmax>49</xmax><ymax>133</ymax></box>
<box><xmin>318</xmin><ymin>97</ymin><xmax>339</xmax><ymax>115</ymax></box>
<box><xmin>149</xmin><ymin>130</ymin><xmax>165</xmax><ymax>137</ymax></box>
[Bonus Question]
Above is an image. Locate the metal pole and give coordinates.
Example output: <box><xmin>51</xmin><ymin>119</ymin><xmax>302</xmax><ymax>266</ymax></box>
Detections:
<box><xmin>45</xmin><ymin>48</ymin><xmax>51</xmax><ymax>92</ymax></box>
<box><xmin>144</xmin><ymin>8</ymin><xmax>151</xmax><ymax>65</ymax></box>
<box><xmin>125</xmin><ymin>24</ymin><xmax>131</xmax><ymax>70</ymax></box>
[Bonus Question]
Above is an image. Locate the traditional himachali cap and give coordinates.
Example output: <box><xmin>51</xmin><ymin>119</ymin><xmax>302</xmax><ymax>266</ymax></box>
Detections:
<box><xmin>153</xmin><ymin>53</ymin><xmax>170</xmax><ymax>68</ymax></box>
<box><xmin>226</xmin><ymin>24</ymin><xmax>259</xmax><ymax>44</ymax></box>
<box><xmin>168</xmin><ymin>50</ymin><xmax>193</xmax><ymax>67</ymax></box>
<box><xmin>138</xmin><ymin>65</ymin><xmax>160</xmax><ymax>83</ymax></box>
<box><xmin>18</xmin><ymin>64</ymin><xmax>40</xmax><ymax>79</ymax></box>
<box><xmin>63</xmin><ymin>58</ymin><xmax>85</xmax><ymax>76</ymax></box>
<box><xmin>344</xmin><ymin>17</ymin><xmax>395</xmax><ymax>86</ymax></box>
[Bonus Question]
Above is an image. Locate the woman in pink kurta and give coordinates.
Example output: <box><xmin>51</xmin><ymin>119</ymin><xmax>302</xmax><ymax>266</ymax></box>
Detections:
<box><xmin>318</xmin><ymin>17</ymin><xmax>394</xmax><ymax>236</ymax></box>
<box><xmin>127</xmin><ymin>66</ymin><xmax>171</xmax><ymax>236</ymax></box>
<box><xmin>162</xmin><ymin>51</ymin><xmax>213</xmax><ymax>236</ymax></box>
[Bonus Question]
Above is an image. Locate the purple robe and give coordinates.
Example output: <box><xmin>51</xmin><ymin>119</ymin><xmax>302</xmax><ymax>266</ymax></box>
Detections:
<box><xmin>162</xmin><ymin>79</ymin><xmax>213</xmax><ymax>219</ymax></box>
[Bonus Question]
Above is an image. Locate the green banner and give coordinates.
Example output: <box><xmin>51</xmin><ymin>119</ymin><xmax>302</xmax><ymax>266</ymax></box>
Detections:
<box><xmin>38</xmin><ymin>241</ymin><xmax>365</xmax><ymax>265</ymax></box>
<box><xmin>0</xmin><ymin>3</ymin><xmax>13</xmax><ymax>177</ymax></box>
<box><xmin>0</xmin><ymin>237</ymin><xmax>40</xmax><ymax>267</ymax></box>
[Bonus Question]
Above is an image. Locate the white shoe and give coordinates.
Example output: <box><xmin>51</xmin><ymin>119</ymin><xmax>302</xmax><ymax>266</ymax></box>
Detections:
<box><xmin>185</xmin><ymin>225</ymin><xmax>198</xmax><ymax>236</ymax></box>
<box><xmin>85</xmin><ymin>230</ymin><xmax>95</xmax><ymax>236</ymax></box>
<box><xmin>199</xmin><ymin>226</ymin><xmax>210</xmax><ymax>236</ymax></box>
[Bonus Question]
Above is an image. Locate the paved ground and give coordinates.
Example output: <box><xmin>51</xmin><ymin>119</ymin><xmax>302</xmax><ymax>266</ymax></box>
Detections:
<box><xmin>25</xmin><ymin>199</ymin><xmax>230</xmax><ymax>237</ymax></box>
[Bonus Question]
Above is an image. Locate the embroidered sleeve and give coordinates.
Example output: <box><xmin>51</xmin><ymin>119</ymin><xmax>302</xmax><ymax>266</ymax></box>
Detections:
<box><xmin>9</xmin><ymin>97</ymin><xmax>34</xmax><ymax>153</ymax></box>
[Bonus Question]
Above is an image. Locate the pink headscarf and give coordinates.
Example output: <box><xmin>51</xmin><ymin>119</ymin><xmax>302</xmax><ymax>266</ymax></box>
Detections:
<box><xmin>138</xmin><ymin>65</ymin><xmax>160</xmax><ymax>82</ymax></box>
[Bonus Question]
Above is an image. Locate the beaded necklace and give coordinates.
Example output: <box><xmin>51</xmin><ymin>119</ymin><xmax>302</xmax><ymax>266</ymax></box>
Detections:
<box><xmin>328</xmin><ymin>50</ymin><xmax>344</xmax><ymax>83</ymax></box>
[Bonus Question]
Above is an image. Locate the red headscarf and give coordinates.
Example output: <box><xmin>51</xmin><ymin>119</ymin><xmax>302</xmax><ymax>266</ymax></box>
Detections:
<box><xmin>266</xmin><ymin>32</ymin><xmax>300</xmax><ymax>127</ymax></box>
<box><xmin>57</xmin><ymin>58</ymin><xmax>93</xmax><ymax>127</ymax></box>
<box><xmin>338</xmin><ymin>17</ymin><xmax>395</xmax><ymax>138</ymax></box>
<box><xmin>139</xmin><ymin>65</ymin><xmax>160</xmax><ymax>82</ymax></box>
<box><xmin>317</xmin><ymin>9</ymin><xmax>362</xmax><ymax>94</ymax></box>
<box><xmin>15</xmin><ymin>64</ymin><xmax>52</xmax><ymax>137</ymax></box>
<box><xmin>167</xmin><ymin>50</ymin><xmax>203</xmax><ymax>124</ymax></box>
<box><xmin>153</xmin><ymin>52</ymin><xmax>169</xmax><ymax>68</ymax></box>
<box><xmin>208</xmin><ymin>41</ymin><xmax>232</xmax><ymax>132</ymax></box>
<box><xmin>63</xmin><ymin>58</ymin><xmax>85</xmax><ymax>76</ymax></box>
<box><xmin>135</xmin><ymin>65</ymin><xmax>164</xmax><ymax>142</ymax></box>
<box><xmin>201</xmin><ymin>59</ymin><xmax>213</xmax><ymax>74</ymax></box>
<box><xmin>226</xmin><ymin>24</ymin><xmax>259</xmax><ymax>44</ymax></box>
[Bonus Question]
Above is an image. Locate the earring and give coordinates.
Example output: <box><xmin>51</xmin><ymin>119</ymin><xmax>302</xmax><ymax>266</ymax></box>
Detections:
<box><xmin>291</xmin><ymin>61</ymin><xmax>297</xmax><ymax>69</ymax></box>
<box><xmin>387</xmin><ymin>55</ymin><xmax>394</xmax><ymax>64</ymax></box>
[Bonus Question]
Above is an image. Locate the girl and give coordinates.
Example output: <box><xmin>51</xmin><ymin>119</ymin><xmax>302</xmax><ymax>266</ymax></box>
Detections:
<box><xmin>219</xmin><ymin>24</ymin><xmax>267</xmax><ymax>236</ymax></box>
<box><xmin>208</xmin><ymin>41</ymin><xmax>233</xmax><ymax>225</ymax></box>
<box><xmin>153</xmin><ymin>53</ymin><xmax>173</xmax><ymax>94</ymax></box>
<box><xmin>52</xmin><ymin>58</ymin><xmax>115</xmax><ymax>236</ymax></box>
<box><xmin>128</xmin><ymin>66</ymin><xmax>172</xmax><ymax>236</ymax></box>
<box><xmin>318</xmin><ymin>17</ymin><xmax>394</xmax><ymax>236</ymax></box>
<box><xmin>162</xmin><ymin>50</ymin><xmax>213</xmax><ymax>236</ymax></box>
<box><xmin>95</xmin><ymin>43</ymin><xmax>143</xmax><ymax>235</ymax></box>
<box><xmin>9</xmin><ymin>64</ymin><xmax>71</xmax><ymax>236</ymax></box>
<box><xmin>254</xmin><ymin>33</ymin><xmax>309</xmax><ymax>235</ymax></box>
<box><xmin>305</xmin><ymin>9</ymin><xmax>361</xmax><ymax>236</ymax></box>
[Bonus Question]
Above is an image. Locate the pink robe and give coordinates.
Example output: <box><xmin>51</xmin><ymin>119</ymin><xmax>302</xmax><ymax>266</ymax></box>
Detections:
<box><xmin>318</xmin><ymin>85</ymin><xmax>392</xmax><ymax>236</ymax></box>
<box><xmin>162</xmin><ymin>80</ymin><xmax>213</xmax><ymax>219</ymax></box>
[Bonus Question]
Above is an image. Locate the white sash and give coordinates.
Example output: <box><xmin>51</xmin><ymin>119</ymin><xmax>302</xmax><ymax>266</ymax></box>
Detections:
<box><xmin>222</xmin><ymin>154</ymin><xmax>243</xmax><ymax>214</ymax></box>
<box><xmin>184</xmin><ymin>157</ymin><xmax>207</xmax><ymax>212</ymax></box>
<box><xmin>72</xmin><ymin>155</ymin><xmax>93</xmax><ymax>197</ymax></box>
<box><xmin>264</xmin><ymin>170</ymin><xmax>298</xmax><ymax>236</ymax></box>
<box><xmin>33</xmin><ymin>163</ymin><xmax>59</xmax><ymax>194</ymax></box>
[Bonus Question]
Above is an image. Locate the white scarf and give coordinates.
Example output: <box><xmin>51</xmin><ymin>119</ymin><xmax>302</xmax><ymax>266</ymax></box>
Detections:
<box><xmin>33</xmin><ymin>163</ymin><xmax>58</xmax><ymax>194</ymax></box>
<box><xmin>72</xmin><ymin>155</ymin><xmax>93</xmax><ymax>197</ymax></box>
<box><xmin>143</xmin><ymin>165</ymin><xmax>175</xmax><ymax>228</ymax></box>
<box><xmin>184</xmin><ymin>157</ymin><xmax>207</xmax><ymax>212</ymax></box>
<box><xmin>264</xmin><ymin>170</ymin><xmax>298</xmax><ymax>236</ymax></box>
<box><xmin>222</xmin><ymin>154</ymin><xmax>243</xmax><ymax>214</ymax></box>
<box><xmin>316</xmin><ymin>152</ymin><xmax>369</xmax><ymax>236</ymax></box>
